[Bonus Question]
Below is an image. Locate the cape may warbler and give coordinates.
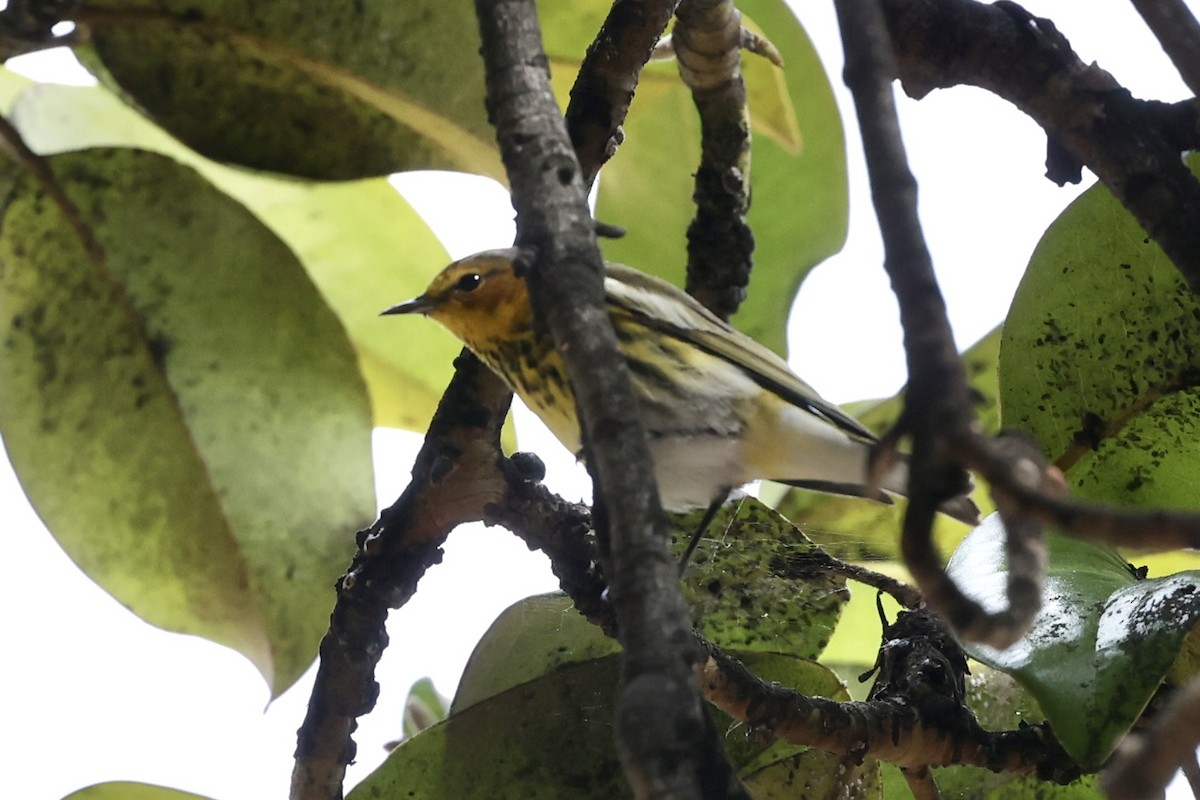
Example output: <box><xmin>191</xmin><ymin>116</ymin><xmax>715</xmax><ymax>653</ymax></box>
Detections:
<box><xmin>384</xmin><ymin>249</ymin><xmax>979</xmax><ymax>524</ymax></box>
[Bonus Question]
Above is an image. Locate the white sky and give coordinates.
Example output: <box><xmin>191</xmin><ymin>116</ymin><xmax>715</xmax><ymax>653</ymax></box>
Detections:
<box><xmin>1</xmin><ymin>2</ymin><xmax>1197</xmax><ymax>798</ymax></box>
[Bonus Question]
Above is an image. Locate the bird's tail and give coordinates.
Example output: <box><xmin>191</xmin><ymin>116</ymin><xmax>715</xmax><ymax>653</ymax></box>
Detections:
<box><xmin>776</xmin><ymin>455</ymin><xmax>981</xmax><ymax>526</ymax></box>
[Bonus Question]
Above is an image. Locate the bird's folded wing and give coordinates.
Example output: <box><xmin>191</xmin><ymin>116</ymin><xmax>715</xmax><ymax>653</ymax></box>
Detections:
<box><xmin>603</xmin><ymin>262</ymin><xmax>877</xmax><ymax>443</ymax></box>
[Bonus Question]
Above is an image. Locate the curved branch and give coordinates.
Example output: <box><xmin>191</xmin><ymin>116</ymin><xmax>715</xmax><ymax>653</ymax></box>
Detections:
<box><xmin>883</xmin><ymin>0</ymin><xmax>1200</xmax><ymax>293</ymax></box>
<box><xmin>834</xmin><ymin>0</ymin><xmax>1045</xmax><ymax>648</ymax></box>
<box><xmin>698</xmin><ymin>634</ymin><xmax>1078</xmax><ymax>779</ymax></box>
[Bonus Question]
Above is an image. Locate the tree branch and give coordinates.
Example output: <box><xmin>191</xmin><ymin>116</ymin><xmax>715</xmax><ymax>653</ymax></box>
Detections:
<box><xmin>473</xmin><ymin>2</ymin><xmax>745</xmax><ymax>797</ymax></box>
<box><xmin>565</xmin><ymin>0</ymin><xmax>681</xmax><ymax>189</ymax></box>
<box><xmin>674</xmin><ymin>0</ymin><xmax>755</xmax><ymax>321</ymax></box>
<box><xmin>883</xmin><ymin>0</ymin><xmax>1200</xmax><ymax>293</ymax></box>
<box><xmin>291</xmin><ymin>353</ymin><xmax>512</xmax><ymax>800</ymax></box>
<box><xmin>1103</xmin><ymin>677</ymin><xmax>1200</xmax><ymax>800</ymax></box>
<box><xmin>495</xmin><ymin>475</ymin><xmax>1082</xmax><ymax>784</ymax></box>
<box><xmin>1128</xmin><ymin>0</ymin><xmax>1200</xmax><ymax>97</ymax></box>
<box><xmin>834</xmin><ymin>0</ymin><xmax>1046</xmax><ymax>649</ymax></box>
<box><xmin>698</xmin><ymin>614</ymin><xmax>1079</xmax><ymax>780</ymax></box>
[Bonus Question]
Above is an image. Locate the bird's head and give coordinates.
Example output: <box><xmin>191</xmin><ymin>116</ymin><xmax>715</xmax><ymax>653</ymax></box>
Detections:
<box><xmin>382</xmin><ymin>248</ymin><xmax>532</xmax><ymax>346</ymax></box>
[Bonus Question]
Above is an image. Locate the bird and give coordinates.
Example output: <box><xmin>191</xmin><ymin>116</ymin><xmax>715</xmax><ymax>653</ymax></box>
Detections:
<box><xmin>383</xmin><ymin>248</ymin><xmax>980</xmax><ymax>544</ymax></box>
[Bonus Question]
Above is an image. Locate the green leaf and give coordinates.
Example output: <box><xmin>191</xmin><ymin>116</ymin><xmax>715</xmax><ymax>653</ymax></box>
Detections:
<box><xmin>76</xmin><ymin>0</ymin><xmax>501</xmax><ymax>180</ymax></box>
<box><xmin>588</xmin><ymin>0</ymin><xmax>848</xmax><ymax>355</ymax></box>
<box><xmin>353</xmin><ymin>656</ymin><xmax>630</xmax><ymax>800</ymax></box>
<box><xmin>946</xmin><ymin>514</ymin><xmax>1200</xmax><ymax>768</ymax></box>
<box><xmin>402</xmin><ymin>676</ymin><xmax>451</xmax><ymax>740</ymax></box>
<box><xmin>456</xmin><ymin>500</ymin><xmax>848</xmax><ymax>715</ymax></box>
<box><xmin>880</xmin><ymin>765</ymin><xmax>1103</xmax><ymax>800</ymax></box>
<box><xmin>0</xmin><ymin>148</ymin><xmax>374</xmax><ymax>693</ymax></box>
<box><xmin>63</xmin><ymin>783</ymin><xmax>214</xmax><ymax>800</ymax></box>
<box><xmin>0</xmin><ymin>66</ymin><xmax>32</xmax><ymax>112</ymax></box>
<box><xmin>673</xmin><ymin>496</ymin><xmax>847</xmax><ymax>658</ymax></box>
<box><xmin>1000</xmin><ymin>157</ymin><xmax>1200</xmax><ymax>509</ymax></box>
<box><xmin>372</xmin><ymin>577</ymin><xmax>871</xmax><ymax>798</ymax></box>
<box><xmin>357</xmin><ymin>651</ymin><xmax>870</xmax><ymax>800</ymax></box>
<box><xmin>451</xmin><ymin>592</ymin><xmax>620</xmax><ymax>713</ymax></box>
<box><xmin>73</xmin><ymin>0</ymin><xmax>844</xmax><ymax>355</ymax></box>
<box><xmin>8</xmin><ymin>80</ymin><xmax>465</xmax><ymax>432</ymax></box>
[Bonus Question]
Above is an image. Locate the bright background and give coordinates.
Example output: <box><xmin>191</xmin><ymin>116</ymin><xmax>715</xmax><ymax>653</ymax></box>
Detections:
<box><xmin>1</xmin><ymin>2</ymin><xmax>1196</xmax><ymax>798</ymax></box>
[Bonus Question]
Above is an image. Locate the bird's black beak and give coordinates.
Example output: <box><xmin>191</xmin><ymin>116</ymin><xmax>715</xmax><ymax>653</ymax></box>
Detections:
<box><xmin>380</xmin><ymin>296</ymin><xmax>434</xmax><ymax>316</ymax></box>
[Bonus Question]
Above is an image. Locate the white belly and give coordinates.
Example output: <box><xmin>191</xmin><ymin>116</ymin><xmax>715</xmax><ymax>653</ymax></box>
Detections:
<box><xmin>648</xmin><ymin>434</ymin><xmax>748</xmax><ymax>511</ymax></box>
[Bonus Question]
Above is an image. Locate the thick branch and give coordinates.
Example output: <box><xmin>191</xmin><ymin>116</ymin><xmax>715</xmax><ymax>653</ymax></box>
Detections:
<box><xmin>674</xmin><ymin>0</ymin><xmax>754</xmax><ymax>320</ymax></box>
<box><xmin>565</xmin><ymin>0</ymin><xmax>680</xmax><ymax>188</ymax></box>
<box><xmin>291</xmin><ymin>353</ymin><xmax>511</xmax><ymax>800</ymax></box>
<box><xmin>473</xmin><ymin>2</ymin><xmax>743</xmax><ymax>797</ymax></box>
<box><xmin>698</xmin><ymin>638</ymin><xmax>1078</xmax><ymax>779</ymax></box>
<box><xmin>883</xmin><ymin>0</ymin><xmax>1200</xmax><ymax>293</ymax></box>
<box><xmin>495</xmin><ymin>482</ymin><xmax>1081</xmax><ymax>783</ymax></box>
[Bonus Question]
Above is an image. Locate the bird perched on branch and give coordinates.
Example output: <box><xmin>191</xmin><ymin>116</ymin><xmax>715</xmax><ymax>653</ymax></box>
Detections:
<box><xmin>383</xmin><ymin>248</ymin><xmax>979</xmax><ymax>539</ymax></box>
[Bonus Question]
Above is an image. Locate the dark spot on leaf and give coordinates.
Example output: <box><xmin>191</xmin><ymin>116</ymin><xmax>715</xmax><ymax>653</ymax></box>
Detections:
<box><xmin>1072</xmin><ymin>412</ymin><xmax>1106</xmax><ymax>450</ymax></box>
<box><xmin>147</xmin><ymin>333</ymin><xmax>174</xmax><ymax>369</ymax></box>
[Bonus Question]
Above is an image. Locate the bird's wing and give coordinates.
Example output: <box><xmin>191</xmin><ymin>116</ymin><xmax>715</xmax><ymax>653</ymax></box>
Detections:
<box><xmin>603</xmin><ymin>262</ymin><xmax>878</xmax><ymax>442</ymax></box>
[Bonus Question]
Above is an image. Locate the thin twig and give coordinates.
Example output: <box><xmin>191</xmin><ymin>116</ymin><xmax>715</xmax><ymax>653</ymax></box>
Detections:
<box><xmin>1128</xmin><ymin>0</ymin><xmax>1200</xmax><ymax>96</ymax></box>
<box><xmin>902</xmin><ymin>767</ymin><xmax>942</xmax><ymax>800</ymax></box>
<box><xmin>834</xmin><ymin>0</ymin><xmax>1046</xmax><ymax>648</ymax></box>
<box><xmin>1103</xmin><ymin>677</ymin><xmax>1200</xmax><ymax>799</ymax></box>
<box><xmin>780</xmin><ymin>548</ymin><xmax>924</xmax><ymax>609</ymax></box>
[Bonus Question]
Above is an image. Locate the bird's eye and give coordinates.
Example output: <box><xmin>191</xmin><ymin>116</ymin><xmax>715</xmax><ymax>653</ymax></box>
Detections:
<box><xmin>455</xmin><ymin>273</ymin><xmax>483</xmax><ymax>293</ymax></box>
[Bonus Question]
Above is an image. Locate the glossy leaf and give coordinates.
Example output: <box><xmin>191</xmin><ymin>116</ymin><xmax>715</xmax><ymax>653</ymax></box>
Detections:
<box><xmin>358</xmin><ymin>626</ymin><xmax>873</xmax><ymax>799</ymax></box>
<box><xmin>673</xmin><ymin>496</ymin><xmax>847</xmax><ymax>658</ymax></box>
<box><xmin>451</xmin><ymin>592</ymin><xmax>620</xmax><ymax>713</ymax></box>
<box><xmin>0</xmin><ymin>65</ymin><xmax>32</xmax><ymax>110</ymax></box>
<box><xmin>64</xmin><ymin>783</ymin><xmax>213</xmax><ymax>800</ymax></box>
<box><xmin>880</xmin><ymin>765</ymin><xmax>1102</xmax><ymax>800</ymax></box>
<box><xmin>0</xmin><ymin>149</ymin><xmax>374</xmax><ymax>693</ymax></box>
<box><xmin>946</xmin><ymin>515</ymin><xmax>1200</xmax><ymax>768</ymax></box>
<box><xmin>1000</xmin><ymin>158</ymin><xmax>1200</xmax><ymax>509</ymax></box>
<box><xmin>77</xmin><ymin>0</ymin><xmax>501</xmax><ymax>180</ymax></box>
<box><xmin>7</xmin><ymin>80</ymin><xmax>463</xmax><ymax>432</ymax></box>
